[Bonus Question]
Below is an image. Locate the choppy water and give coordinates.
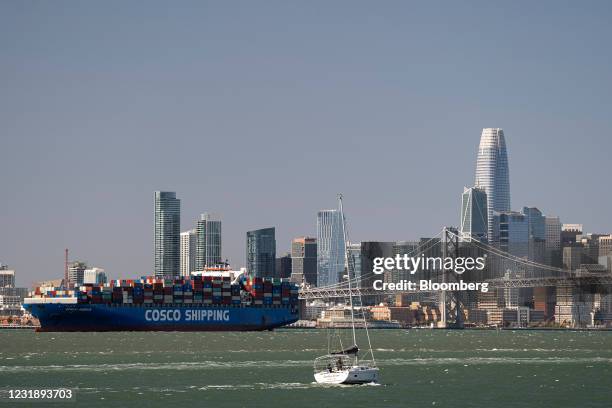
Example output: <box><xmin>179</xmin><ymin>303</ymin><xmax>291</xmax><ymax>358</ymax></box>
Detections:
<box><xmin>0</xmin><ymin>329</ymin><xmax>611</xmax><ymax>407</ymax></box>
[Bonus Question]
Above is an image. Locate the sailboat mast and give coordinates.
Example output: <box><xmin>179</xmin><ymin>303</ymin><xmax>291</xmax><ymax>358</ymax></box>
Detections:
<box><xmin>338</xmin><ymin>194</ymin><xmax>357</xmax><ymax>348</ymax></box>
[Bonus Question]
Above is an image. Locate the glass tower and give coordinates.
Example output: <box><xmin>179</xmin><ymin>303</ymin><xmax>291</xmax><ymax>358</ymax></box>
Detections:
<box><xmin>460</xmin><ymin>186</ymin><xmax>488</xmax><ymax>242</ymax></box>
<box><xmin>316</xmin><ymin>210</ymin><xmax>345</xmax><ymax>287</ymax></box>
<box><xmin>154</xmin><ymin>191</ymin><xmax>180</xmax><ymax>278</ymax></box>
<box><xmin>522</xmin><ymin>206</ymin><xmax>546</xmax><ymax>264</ymax></box>
<box><xmin>195</xmin><ymin>213</ymin><xmax>222</xmax><ymax>270</ymax></box>
<box><xmin>475</xmin><ymin>128</ymin><xmax>510</xmax><ymax>241</ymax></box>
<box><xmin>246</xmin><ymin>227</ymin><xmax>276</xmax><ymax>277</ymax></box>
<box><xmin>494</xmin><ymin>211</ymin><xmax>528</xmax><ymax>258</ymax></box>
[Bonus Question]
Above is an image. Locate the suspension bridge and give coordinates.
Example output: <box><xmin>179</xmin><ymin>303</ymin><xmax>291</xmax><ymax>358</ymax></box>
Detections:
<box><xmin>298</xmin><ymin>227</ymin><xmax>612</xmax><ymax>327</ymax></box>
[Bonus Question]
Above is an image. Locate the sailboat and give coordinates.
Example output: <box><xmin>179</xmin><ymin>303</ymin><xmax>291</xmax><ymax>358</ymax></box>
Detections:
<box><xmin>313</xmin><ymin>195</ymin><xmax>379</xmax><ymax>385</ymax></box>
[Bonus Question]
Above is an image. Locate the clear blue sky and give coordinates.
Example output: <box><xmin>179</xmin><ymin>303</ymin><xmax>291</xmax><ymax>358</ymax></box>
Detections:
<box><xmin>1</xmin><ymin>1</ymin><xmax>611</xmax><ymax>286</ymax></box>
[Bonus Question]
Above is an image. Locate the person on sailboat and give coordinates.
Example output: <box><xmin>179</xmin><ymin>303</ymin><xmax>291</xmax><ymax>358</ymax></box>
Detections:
<box><xmin>336</xmin><ymin>358</ymin><xmax>343</xmax><ymax>371</ymax></box>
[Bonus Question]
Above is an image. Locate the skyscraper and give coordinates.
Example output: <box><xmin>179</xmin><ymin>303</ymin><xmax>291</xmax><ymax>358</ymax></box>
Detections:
<box><xmin>195</xmin><ymin>213</ymin><xmax>222</xmax><ymax>270</ymax></box>
<box><xmin>290</xmin><ymin>237</ymin><xmax>317</xmax><ymax>285</ymax></box>
<box><xmin>522</xmin><ymin>207</ymin><xmax>546</xmax><ymax>263</ymax></box>
<box><xmin>180</xmin><ymin>229</ymin><xmax>197</xmax><ymax>277</ymax></box>
<box><xmin>359</xmin><ymin>242</ymin><xmax>395</xmax><ymax>290</ymax></box>
<box><xmin>246</xmin><ymin>227</ymin><xmax>276</xmax><ymax>277</ymax></box>
<box><xmin>493</xmin><ymin>211</ymin><xmax>528</xmax><ymax>258</ymax></box>
<box><xmin>154</xmin><ymin>191</ymin><xmax>180</xmax><ymax>278</ymax></box>
<box><xmin>475</xmin><ymin>128</ymin><xmax>510</xmax><ymax>241</ymax></box>
<box><xmin>460</xmin><ymin>186</ymin><xmax>488</xmax><ymax>242</ymax></box>
<box><xmin>545</xmin><ymin>216</ymin><xmax>562</xmax><ymax>266</ymax></box>
<box><xmin>317</xmin><ymin>209</ymin><xmax>345</xmax><ymax>287</ymax></box>
<box><xmin>275</xmin><ymin>253</ymin><xmax>292</xmax><ymax>279</ymax></box>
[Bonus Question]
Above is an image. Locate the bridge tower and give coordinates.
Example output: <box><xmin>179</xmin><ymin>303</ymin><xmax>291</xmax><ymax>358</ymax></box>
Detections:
<box><xmin>438</xmin><ymin>227</ymin><xmax>465</xmax><ymax>328</ymax></box>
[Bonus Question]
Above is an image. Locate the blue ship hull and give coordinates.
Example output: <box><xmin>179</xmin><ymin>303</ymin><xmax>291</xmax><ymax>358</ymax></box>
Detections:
<box><xmin>24</xmin><ymin>303</ymin><xmax>299</xmax><ymax>332</ymax></box>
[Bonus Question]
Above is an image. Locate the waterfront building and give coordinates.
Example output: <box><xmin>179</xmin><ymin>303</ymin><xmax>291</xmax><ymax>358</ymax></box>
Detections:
<box><xmin>0</xmin><ymin>264</ymin><xmax>15</xmax><ymax>288</ymax></box>
<box><xmin>290</xmin><ymin>237</ymin><xmax>317</xmax><ymax>286</ymax></box>
<box><xmin>154</xmin><ymin>191</ymin><xmax>180</xmax><ymax>278</ymax></box>
<box><xmin>533</xmin><ymin>287</ymin><xmax>556</xmax><ymax>321</ymax></box>
<box><xmin>301</xmin><ymin>300</ymin><xmax>329</xmax><ymax>320</ymax></box>
<box><xmin>316</xmin><ymin>209</ymin><xmax>345</xmax><ymax>287</ymax></box>
<box><xmin>474</xmin><ymin>128</ymin><xmax>511</xmax><ymax>240</ymax></box>
<box><xmin>0</xmin><ymin>287</ymin><xmax>28</xmax><ymax>316</ymax></box>
<box><xmin>180</xmin><ymin>229</ymin><xmax>197</xmax><ymax>277</ymax></box>
<box><xmin>246</xmin><ymin>227</ymin><xmax>276</xmax><ymax>277</ymax></box>
<box><xmin>195</xmin><ymin>213</ymin><xmax>222</xmax><ymax>270</ymax></box>
<box><xmin>555</xmin><ymin>285</ymin><xmax>594</xmax><ymax>327</ymax></box>
<box><xmin>0</xmin><ymin>265</ymin><xmax>28</xmax><ymax>317</ymax></box>
<box><xmin>477</xmin><ymin>290</ymin><xmax>504</xmax><ymax>325</ymax></box>
<box><xmin>460</xmin><ymin>186</ymin><xmax>488</xmax><ymax>242</ymax></box>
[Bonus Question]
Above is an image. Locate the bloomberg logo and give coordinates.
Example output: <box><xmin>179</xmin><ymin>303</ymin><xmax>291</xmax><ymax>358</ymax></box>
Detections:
<box><xmin>144</xmin><ymin>309</ymin><xmax>230</xmax><ymax>322</ymax></box>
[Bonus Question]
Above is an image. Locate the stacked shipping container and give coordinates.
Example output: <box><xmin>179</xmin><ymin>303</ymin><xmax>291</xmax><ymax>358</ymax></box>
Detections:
<box><xmin>31</xmin><ymin>276</ymin><xmax>299</xmax><ymax>307</ymax></box>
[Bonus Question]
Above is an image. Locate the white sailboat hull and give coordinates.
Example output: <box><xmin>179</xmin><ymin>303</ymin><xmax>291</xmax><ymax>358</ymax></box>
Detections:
<box><xmin>314</xmin><ymin>366</ymin><xmax>379</xmax><ymax>385</ymax></box>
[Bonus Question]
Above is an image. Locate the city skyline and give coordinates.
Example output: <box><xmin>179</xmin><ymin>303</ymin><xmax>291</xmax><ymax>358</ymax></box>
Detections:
<box><xmin>3</xmin><ymin>123</ymin><xmax>611</xmax><ymax>285</ymax></box>
<box><xmin>2</xmin><ymin>2</ymin><xmax>612</xmax><ymax>285</ymax></box>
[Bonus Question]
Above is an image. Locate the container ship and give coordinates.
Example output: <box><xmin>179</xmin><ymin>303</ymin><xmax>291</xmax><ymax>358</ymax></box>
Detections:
<box><xmin>23</xmin><ymin>275</ymin><xmax>299</xmax><ymax>332</ymax></box>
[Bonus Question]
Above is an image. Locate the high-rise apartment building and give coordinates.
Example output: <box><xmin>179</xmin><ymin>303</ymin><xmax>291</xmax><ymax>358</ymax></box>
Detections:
<box><xmin>154</xmin><ymin>191</ymin><xmax>180</xmax><ymax>278</ymax></box>
<box><xmin>545</xmin><ymin>216</ymin><xmax>562</xmax><ymax>266</ymax></box>
<box><xmin>290</xmin><ymin>237</ymin><xmax>317</xmax><ymax>286</ymax></box>
<box><xmin>246</xmin><ymin>227</ymin><xmax>276</xmax><ymax>277</ymax></box>
<box><xmin>460</xmin><ymin>186</ymin><xmax>488</xmax><ymax>242</ymax></box>
<box><xmin>475</xmin><ymin>128</ymin><xmax>510</xmax><ymax>241</ymax></box>
<box><xmin>317</xmin><ymin>210</ymin><xmax>345</xmax><ymax>287</ymax></box>
<box><xmin>180</xmin><ymin>229</ymin><xmax>197</xmax><ymax>277</ymax></box>
<box><xmin>195</xmin><ymin>213</ymin><xmax>222</xmax><ymax>270</ymax></box>
<box><xmin>68</xmin><ymin>261</ymin><xmax>87</xmax><ymax>286</ymax></box>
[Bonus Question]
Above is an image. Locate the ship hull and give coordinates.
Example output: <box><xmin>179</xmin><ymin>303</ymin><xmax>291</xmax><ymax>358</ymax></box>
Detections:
<box><xmin>24</xmin><ymin>303</ymin><xmax>299</xmax><ymax>332</ymax></box>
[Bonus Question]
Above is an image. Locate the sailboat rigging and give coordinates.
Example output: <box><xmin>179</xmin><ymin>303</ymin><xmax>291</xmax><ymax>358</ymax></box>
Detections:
<box><xmin>313</xmin><ymin>195</ymin><xmax>379</xmax><ymax>385</ymax></box>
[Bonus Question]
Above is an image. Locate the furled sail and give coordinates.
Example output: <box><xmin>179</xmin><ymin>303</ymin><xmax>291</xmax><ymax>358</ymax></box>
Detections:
<box><xmin>331</xmin><ymin>345</ymin><xmax>359</xmax><ymax>355</ymax></box>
